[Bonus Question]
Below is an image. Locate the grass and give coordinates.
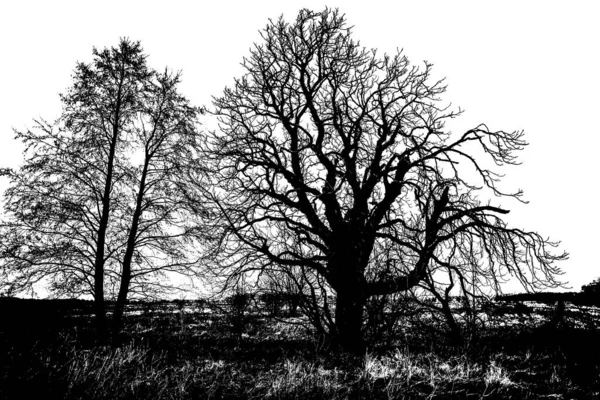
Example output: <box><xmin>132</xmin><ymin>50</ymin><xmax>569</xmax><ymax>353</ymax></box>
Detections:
<box><xmin>1</xmin><ymin>298</ymin><xmax>600</xmax><ymax>399</ymax></box>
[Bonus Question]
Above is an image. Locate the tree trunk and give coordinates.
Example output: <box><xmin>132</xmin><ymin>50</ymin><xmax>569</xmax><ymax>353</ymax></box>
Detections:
<box><xmin>334</xmin><ymin>286</ymin><xmax>365</xmax><ymax>355</ymax></box>
<box><xmin>93</xmin><ymin>129</ymin><xmax>119</xmax><ymax>345</ymax></box>
<box><xmin>111</xmin><ymin>269</ymin><xmax>131</xmax><ymax>346</ymax></box>
<box><xmin>93</xmin><ymin>80</ymin><xmax>124</xmax><ymax>344</ymax></box>
<box><xmin>441</xmin><ymin>300</ymin><xmax>463</xmax><ymax>345</ymax></box>
<box><xmin>112</xmin><ymin>158</ymin><xmax>149</xmax><ymax>346</ymax></box>
<box><xmin>93</xmin><ymin>290</ymin><xmax>109</xmax><ymax>345</ymax></box>
<box><xmin>328</xmin><ymin>231</ymin><xmax>372</xmax><ymax>355</ymax></box>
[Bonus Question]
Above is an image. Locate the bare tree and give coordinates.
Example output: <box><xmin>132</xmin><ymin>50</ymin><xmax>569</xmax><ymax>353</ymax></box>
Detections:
<box><xmin>0</xmin><ymin>39</ymin><xmax>206</xmax><ymax>345</ymax></box>
<box><xmin>203</xmin><ymin>8</ymin><xmax>567</xmax><ymax>352</ymax></box>
<box><xmin>111</xmin><ymin>69</ymin><xmax>206</xmax><ymax>343</ymax></box>
<box><xmin>1</xmin><ymin>39</ymin><xmax>149</xmax><ymax>342</ymax></box>
<box><xmin>0</xmin><ymin>117</ymin><xmax>126</xmax><ymax>301</ymax></box>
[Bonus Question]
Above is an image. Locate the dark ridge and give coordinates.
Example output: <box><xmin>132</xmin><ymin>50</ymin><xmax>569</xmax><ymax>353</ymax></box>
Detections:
<box><xmin>496</xmin><ymin>291</ymin><xmax>600</xmax><ymax>306</ymax></box>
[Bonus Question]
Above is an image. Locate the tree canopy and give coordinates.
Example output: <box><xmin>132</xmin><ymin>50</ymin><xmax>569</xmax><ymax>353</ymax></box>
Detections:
<box><xmin>202</xmin><ymin>8</ymin><xmax>567</xmax><ymax>351</ymax></box>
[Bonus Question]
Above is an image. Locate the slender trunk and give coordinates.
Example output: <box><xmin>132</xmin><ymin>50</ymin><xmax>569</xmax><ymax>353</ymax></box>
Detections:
<box><xmin>112</xmin><ymin>157</ymin><xmax>149</xmax><ymax>346</ymax></box>
<box><xmin>93</xmin><ymin>85</ymin><xmax>124</xmax><ymax>344</ymax></box>
<box><xmin>441</xmin><ymin>300</ymin><xmax>462</xmax><ymax>345</ymax></box>
<box><xmin>93</xmin><ymin>289</ymin><xmax>108</xmax><ymax>344</ymax></box>
<box><xmin>94</xmin><ymin>124</ymin><xmax>120</xmax><ymax>344</ymax></box>
<box><xmin>93</xmin><ymin>166</ymin><xmax>115</xmax><ymax>343</ymax></box>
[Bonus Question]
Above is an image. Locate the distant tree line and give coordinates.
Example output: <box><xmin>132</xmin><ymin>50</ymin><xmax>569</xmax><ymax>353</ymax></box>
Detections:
<box><xmin>497</xmin><ymin>283</ymin><xmax>600</xmax><ymax>307</ymax></box>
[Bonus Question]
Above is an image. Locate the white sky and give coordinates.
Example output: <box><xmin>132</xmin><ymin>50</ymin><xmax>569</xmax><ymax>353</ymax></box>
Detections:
<box><xmin>1</xmin><ymin>1</ymin><xmax>598</xmax><ymax>293</ymax></box>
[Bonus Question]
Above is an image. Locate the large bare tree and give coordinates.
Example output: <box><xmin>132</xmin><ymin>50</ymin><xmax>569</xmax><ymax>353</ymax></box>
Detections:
<box><xmin>204</xmin><ymin>8</ymin><xmax>567</xmax><ymax>352</ymax></box>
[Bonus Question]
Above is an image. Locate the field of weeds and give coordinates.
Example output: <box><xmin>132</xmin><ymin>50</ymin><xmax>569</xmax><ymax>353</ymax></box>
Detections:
<box><xmin>1</xmin><ymin>297</ymin><xmax>600</xmax><ymax>399</ymax></box>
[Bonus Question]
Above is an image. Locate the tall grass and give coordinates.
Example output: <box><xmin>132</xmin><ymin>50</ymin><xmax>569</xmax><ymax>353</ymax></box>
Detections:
<box><xmin>0</xmin><ymin>338</ymin><xmax>541</xmax><ymax>399</ymax></box>
<box><xmin>2</xmin><ymin>300</ymin><xmax>600</xmax><ymax>399</ymax></box>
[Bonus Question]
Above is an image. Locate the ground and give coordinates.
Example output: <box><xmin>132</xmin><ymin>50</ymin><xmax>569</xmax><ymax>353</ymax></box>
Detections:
<box><xmin>1</xmin><ymin>297</ymin><xmax>599</xmax><ymax>399</ymax></box>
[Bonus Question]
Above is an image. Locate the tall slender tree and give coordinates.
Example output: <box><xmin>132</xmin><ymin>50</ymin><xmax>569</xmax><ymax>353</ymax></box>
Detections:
<box><xmin>111</xmin><ymin>69</ymin><xmax>205</xmax><ymax>343</ymax></box>
<box><xmin>0</xmin><ymin>39</ymin><xmax>206</xmax><ymax>344</ymax></box>
<box><xmin>62</xmin><ymin>39</ymin><xmax>151</xmax><ymax>341</ymax></box>
<box><xmin>1</xmin><ymin>39</ymin><xmax>149</xmax><ymax>341</ymax></box>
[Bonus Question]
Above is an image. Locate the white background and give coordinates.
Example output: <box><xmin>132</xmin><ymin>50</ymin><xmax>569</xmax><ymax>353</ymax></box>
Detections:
<box><xmin>1</xmin><ymin>1</ymin><xmax>598</xmax><ymax>293</ymax></box>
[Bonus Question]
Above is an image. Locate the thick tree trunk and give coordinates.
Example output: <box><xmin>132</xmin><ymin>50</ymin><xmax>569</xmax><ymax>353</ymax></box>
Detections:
<box><xmin>334</xmin><ymin>288</ymin><xmax>365</xmax><ymax>355</ymax></box>
<box><xmin>328</xmin><ymin>230</ymin><xmax>373</xmax><ymax>355</ymax></box>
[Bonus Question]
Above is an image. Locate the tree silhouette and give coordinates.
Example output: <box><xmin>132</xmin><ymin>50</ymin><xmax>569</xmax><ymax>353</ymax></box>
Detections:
<box><xmin>111</xmin><ymin>69</ymin><xmax>206</xmax><ymax>344</ymax></box>
<box><xmin>0</xmin><ymin>117</ymin><xmax>126</xmax><ymax>303</ymax></box>
<box><xmin>203</xmin><ymin>8</ymin><xmax>567</xmax><ymax>352</ymax></box>
<box><xmin>0</xmin><ymin>39</ymin><xmax>206</xmax><ymax>344</ymax></box>
<box><xmin>1</xmin><ymin>39</ymin><xmax>149</xmax><ymax>341</ymax></box>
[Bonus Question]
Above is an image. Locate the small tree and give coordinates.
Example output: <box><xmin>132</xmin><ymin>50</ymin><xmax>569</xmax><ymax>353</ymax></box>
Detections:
<box><xmin>260</xmin><ymin>269</ymin><xmax>306</xmax><ymax>317</ymax></box>
<box><xmin>224</xmin><ymin>283</ymin><xmax>254</xmax><ymax>340</ymax></box>
<box><xmin>582</xmin><ymin>278</ymin><xmax>600</xmax><ymax>294</ymax></box>
<box><xmin>203</xmin><ymin>8</ymin><xmax>567</xmax><ymax>352</ymax></box>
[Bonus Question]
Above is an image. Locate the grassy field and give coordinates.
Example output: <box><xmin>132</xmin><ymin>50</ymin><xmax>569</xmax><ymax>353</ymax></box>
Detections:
<box><xmin>1</xmin><ymin>297</ymin><xmax>600</xmax><ymax>399</ymax></box>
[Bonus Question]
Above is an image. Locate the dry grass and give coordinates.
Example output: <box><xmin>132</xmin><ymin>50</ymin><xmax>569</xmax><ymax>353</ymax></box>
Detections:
<box><xmin>2</xmin><ymin>299</ymin><xmax>600</xmax><ymax>399</ymax></box>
